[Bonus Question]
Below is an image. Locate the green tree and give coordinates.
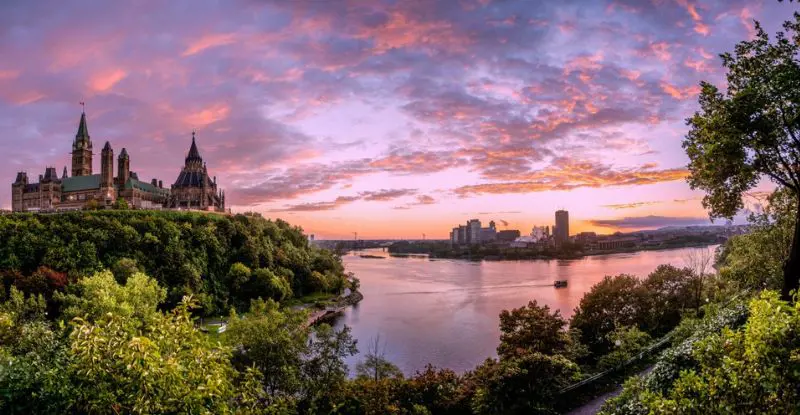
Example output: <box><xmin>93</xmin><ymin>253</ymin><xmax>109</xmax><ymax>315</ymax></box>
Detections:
<box><xmin>66</xmin><ymin>297</ymin><xmax>237</xmax><ymax>414</ymax></box>
<box><xmin>56</xmin><ymin>270</ymin><xmax>166</xmax><ymax>322</ymax></box>
<box><xmin>716</xmin><ymin>189</ymin><xmax>795</xmax><ymax>290</ymax></box>
<box><xmin>225</xmin><ymin>298</ymin><xmax>308</xmax><ymax>402</ymax></box>
<box><xmin>110</xmin><ymin>257</ymin><xmax>142</xmax><ymax>283</ymax></box>
<box><xmin>615</xmin><ymin>291</ymin><xmax>800</xmax><ymax>414</ymax></box>
<box><xmin>299</xmin><ymin>324</ymin><xmax>358</xmax><ymax>413</ymax></box>
<box><xmin>571</xmin><ymin>274</ymin><xmax>647</xmax><ymax>356</ymax></box>
<box><xmin>113</xmin><ymin>198</ymin><xmax>129</xmax><ymax>210</ymax></box>
<box><xmin>469</xmin><ymin>353</ymin><xmax>581</xmax><ymax>415</ymax></box>
<box><xmin>497</xmin><ymin>300</ymin><xmax>572</xmax><ymax>359</ymax></box>
<box><xmin>596</xmin><ymin>326</ymin><xmax>652</xmax><ymax>371</ymax></box>
<box><xmin>683</xmin><ymin>14</ymin><xmax>800</xmax><ymax>300</ymax></box>
<box><xmin>356</xmin><ymin>335</ymin><xmax>402</xmax><ymax>381</ymax></box>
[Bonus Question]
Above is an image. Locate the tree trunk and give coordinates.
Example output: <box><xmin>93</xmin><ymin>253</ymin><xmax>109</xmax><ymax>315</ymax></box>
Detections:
<box><xmin>781</xmin><ymin>200</ymin><xmax>800</xmax><ymax>302</ymax></box>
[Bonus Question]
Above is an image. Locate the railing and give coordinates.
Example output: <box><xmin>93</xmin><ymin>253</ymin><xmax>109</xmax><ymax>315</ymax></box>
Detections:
<box><xmin>558</xmin><ymin>290</ymin><xmax>749</xmax><ymax>395</ymax></box>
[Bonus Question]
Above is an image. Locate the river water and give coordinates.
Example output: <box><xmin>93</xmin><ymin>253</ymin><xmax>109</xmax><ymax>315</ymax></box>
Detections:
<box><xmin>333</xmin><ymin>245</ymin><xmax>718</xmax><ymax>375</ymax></box>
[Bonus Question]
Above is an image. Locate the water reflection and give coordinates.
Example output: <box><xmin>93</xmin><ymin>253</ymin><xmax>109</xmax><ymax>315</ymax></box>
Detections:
<box><xmin>335</xmin><ymin>245</ymin><xmax>718</xmax><ymax>375</ymax></box>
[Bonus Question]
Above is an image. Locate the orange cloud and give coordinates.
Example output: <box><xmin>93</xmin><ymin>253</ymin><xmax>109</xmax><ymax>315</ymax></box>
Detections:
<box><xmin>693</xmin><ymin>23</ymin><xmax>710</xmax><ymax>36</ymax></box>
<box><xmin>650</xmin><ymin>42</ymin><xmax>672</xmax><ymax>61</ymax></box>
<box><xmin>453</xmin><ymin>159</ymin><xmax>689</xmax><ymax>196</ymax></box>
<box><xmin>182</xmin><ymin>33</ymin><xmax>237</xmax><ymax>57</ymax></box>
<box><xmin>357</xmin><ymin>10</ymin><xmax>465</xmax><ymax>54</ymax></box>
<box><xmin>88</xmin><ymin>68</ymin><xmax>127</xmax><ymax>92</ymax></box>
<box><xmin>184</xmin><ymin>104</ymin><xmax>230</xmax><ymax>126</ymax></box>
<box><xmin>660</xmin><ymin>82</ymin><xmax>700</xmax><ymax>100</ymax></box>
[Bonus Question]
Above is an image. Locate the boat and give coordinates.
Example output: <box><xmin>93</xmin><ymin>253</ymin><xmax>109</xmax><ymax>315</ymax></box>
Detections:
<box><xmin>554</xmin><ymin>280</ymin><xmax>568</xmax><ymax>288</ymax></box>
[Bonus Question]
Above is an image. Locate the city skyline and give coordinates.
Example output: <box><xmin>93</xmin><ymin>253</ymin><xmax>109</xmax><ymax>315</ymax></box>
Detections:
<box><xmin>0</xmin><ymin>0</ymin><xmax>784</xmax><ymax>238</ymax></box>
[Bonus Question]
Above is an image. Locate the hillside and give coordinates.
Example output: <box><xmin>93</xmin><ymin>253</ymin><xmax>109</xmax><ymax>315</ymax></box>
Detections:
<box><xmin>0</xmin><ymin>210</ymin><xmax>348</xmax><ymax>315</ymax></box>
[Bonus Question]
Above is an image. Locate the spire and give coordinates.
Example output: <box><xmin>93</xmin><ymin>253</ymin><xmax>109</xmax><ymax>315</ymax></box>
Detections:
<box><xmin>76</xmin><ymin>111</ymin><xmax>89</xmax><ymax>139</ymax></box>
<box><xmin>103</xmin><ymin>141</ymin><xmax>112</xmax><ymax>152</ymax></box>
<box><xmin>119</xmin><ymin>148</ymin><xmax>129</xmax><ymax>159</ymax></box>
<box><xmin>62</xmin><ymin>166</ymin><xmax>68</xmax><ymax>179</ymax></box>
<box><xmin>186</xmin><ymin>131</ymin><xmax>202</xmax><ymax>164</ymax></box>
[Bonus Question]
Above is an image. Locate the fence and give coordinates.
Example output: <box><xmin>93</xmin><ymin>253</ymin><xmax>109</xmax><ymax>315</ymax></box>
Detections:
<box><xmin>558</xmin><ymin>290</ymin><xmax>749</xmax><ymax>395</ymax></box>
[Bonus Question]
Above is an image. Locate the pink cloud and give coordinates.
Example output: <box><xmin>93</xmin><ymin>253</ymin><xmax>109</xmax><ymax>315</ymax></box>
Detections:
<box><xmin>182</xmin><ymin>33</ymin><xmax>237</xmax><ymax>57</ymax></box>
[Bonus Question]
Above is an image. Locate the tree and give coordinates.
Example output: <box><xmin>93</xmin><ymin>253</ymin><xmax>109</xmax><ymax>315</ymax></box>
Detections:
<box><xmin>683</xmin><ymin>14</ymin><xmax>800</xmax><ymax>300</ymax></box>
<box><xmin>224</xmin><ymin>298</ymin><xmax>309</xmax><ymax>400</ymax></box>
<box><xmin>113</xmin><ymin>198</ymin><xmax>129</xmax><ymax>210</ymax></box>
<box><xmin>571</xmin><ymin>274</ymin><xmax>647</xmax><ymax>356</ymax></box>
<box><xmin>299</xmin><ymin>324</ymin><xmax>358</xmax><ymax>412</ymax></box>
<box><xmin>497</xmin><ymin>300</ymin><xmax>571</xmax><ymax>359</ymax></box>
<box><xmin>469</xmin><ymin>353</ymin><xmax>581</xmax><ymax>415</ymax></box>
<box><xmin>612</xmin><ymin>291</ymin><xmax>800</xmax><ymax>414</ymax></box>
<box><xmin>356</xmin><ymin>335</ymin><xmax>402</xmax><ymax>381</ymax></box>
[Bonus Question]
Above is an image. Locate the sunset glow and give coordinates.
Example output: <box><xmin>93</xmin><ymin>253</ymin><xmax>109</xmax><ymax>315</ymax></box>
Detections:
<box><xmin>0</xmin><ymin>0</ymin><xmax>784</xmax><ymax>238</ymax></box>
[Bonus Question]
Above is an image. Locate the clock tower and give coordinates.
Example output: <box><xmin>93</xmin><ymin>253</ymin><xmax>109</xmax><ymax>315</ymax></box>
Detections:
<box><xmin>71</xmin><ymin>110</ymin><xmax>93</xmax><ymax>177</ymax></box>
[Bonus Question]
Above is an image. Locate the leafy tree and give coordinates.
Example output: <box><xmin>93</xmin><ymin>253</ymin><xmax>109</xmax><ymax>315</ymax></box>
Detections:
<box><xmin>683</xmin><ymin>14</ymin><xmax>800</xmax><ymax>300</ymax></box>
<box><xmin>299</xmin><ymin>324</ymin><xmax>358</xmax><ymax>413</ymax></box>
<box><xmin>606</xmin><ymin>291</ymin><xmax>800</xmax><ymax>414</ymax></box>
<box><xmin>82</xmin><ymin>199</ymin><xmax>100</xmax><ymax>210</ymax></box>
<box><xmin>469</xmin><ymin>353</ymin><xmax>581</xmax><ymax>415</ymax></box>
<box><xmin>639</xmin><ymin>265</ymin><xmax>701</xmax><ymax>334</ymax></box>
<box><xmin>110</xmin><ymin>257</ymin><xmax>142</xmax><ymax>283</ymax></box>
<box><xmin>56</xmin><ymin>270</ymin><xmax>166</xmax><ymax>322</ymax></box>
<box><xmin>66</xmin><ymin>297</ymin><xmax>237</xmax><ymax>414</ymax></box>
<box><xmin>356</xmin><ymin>335</ymin><xmax>403</xmax><ymax>381</ymax></box>
<box><xmin>113</xmin><ymin>198</ymin><xmax>129</xmax><ymax>210</ymax></box>
<box><xmin>225</xmin><ymin>298</ymin><xmax>309</xmax><ymax>402</ymax></box>
<box><xmin>716</xmin><ymin>189</ymin><xmax>794</xmax><ymax>290</ymax></box>
<box><xmin>0</xmin><ymin>211</ymin><xmax>348</xmax><ymax>315</ymax></box>
<box><xmin>571</xmin><ymin>274</ymin><xmax>646</xmax><ymax>356</ymax></box>
<box><xmin>596</xmin><ymin>326</ymin><xmax>652</xmax><ymax>371</ymax></box>
<box><xmin>497</xmin><ymin>300</ymin><xmax>572</xmax><ymax>359</ymax></box>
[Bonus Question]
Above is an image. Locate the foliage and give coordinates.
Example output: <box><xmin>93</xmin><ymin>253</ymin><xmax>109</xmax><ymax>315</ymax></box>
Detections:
<box><xmin>469</xmin><ymin>353</ymin><xmax>581</xmax><ymax>415</ymax></box>
<box><xmin>595</xmin><ymin>326</ymin><xmax>651</xmax><ymax>371</ymax></box>
<box><xmin>683</xmin><ymin>13</ymin><xmax>800</xmax><ymax>298</ymax></box>
<box><xmin>572</xmin><ymin>266</ymin><xmax>700</xmax><ymax>357</ymax></box>
<box><xmin>603</xmin><ymin>291</ymin><xmax>799</xmax><ymax>414</ymax></box>
<box><xmin>497</xmin><ymin>300</ymin><xmax>572</xmax><ymax>359</ymax></box>
<box><xmin>56</xmin><ymin>270</ymin><xmax>166</xmax><ymax>322</ymax></box>
<box><xmin>225</xmin><ymin>299</ymin><xmax>310</xmax><ymax>401</ymax></box>
<box><xmin>0</xmin><ymin>211</ymin><xmax>347</xmax><ymax>315</ymax></box>
<box><xmin>66</xmin><ymin>298</ymin><xmax>237</xmax><ymax>414</ymax></box>
<box><xmin>717</xmin><ymin>189</ymin><xmax>795</xmax><ymax>290</ymax></box>
<box><xmin>356</xmin><ymin>335</ymin><xmax>403</xmax><ymax>381</ymax></box>
<box><xmin>0</xmin><ymin>276</ymin><xmax>251</xmax><ymax>414</ymax></box>
<box><xmin>113</xmin><ymin>198</ymin><xmax>129</xmax><ymax>210</ymax></box>
<box><xmin>298</xmin><ymin>324</ymin><xmax>358</xmax><ymax>413</ymax></box>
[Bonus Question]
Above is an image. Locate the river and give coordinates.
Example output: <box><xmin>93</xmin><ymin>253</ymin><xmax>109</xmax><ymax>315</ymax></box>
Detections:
<box><xmin>333</xmin><ymin>245</ymin><xmax>718</xmax><ymax>375</ymax></box>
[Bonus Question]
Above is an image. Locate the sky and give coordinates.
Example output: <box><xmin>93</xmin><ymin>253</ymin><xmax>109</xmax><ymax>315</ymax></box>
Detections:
<box><xmin>0</xmin><ymin>0</ymin><xmax>790</xmax><ymax>239</ymax></box>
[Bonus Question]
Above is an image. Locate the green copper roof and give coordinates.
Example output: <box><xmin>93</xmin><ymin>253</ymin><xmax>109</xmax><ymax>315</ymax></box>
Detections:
<box><xmin>61</xmin><ymin>174</ymin><xmax>100</xmax><ymax>192</ymax></box>
<box><xmin>76</xmin><ymin>112</ymin><xmax>89</xmax><ymax>139</ymax></box>
<box><xmin>125</xmin><ymin>178</ymin><xmax>169</xmax><ymax>195</ymax></box>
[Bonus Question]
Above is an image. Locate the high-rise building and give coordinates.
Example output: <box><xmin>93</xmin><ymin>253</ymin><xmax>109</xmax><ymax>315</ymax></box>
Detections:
<box><xmin>554</xmin><ymin>210</ymin><xmax>569</xmax><ymax>245</ymax></box>
<box><xmin>466</xmin><ymin>219</ymin><xmax>481</xmax><ymax>244</ymax></box>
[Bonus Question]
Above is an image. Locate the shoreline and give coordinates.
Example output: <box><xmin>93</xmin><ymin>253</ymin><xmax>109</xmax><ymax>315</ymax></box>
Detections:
<box><xmin>385</xmin><ymin>241</ymin><xmax>720</xmax><ymax>262</ymax></box>
<box><xmin>304</xmin><ymin>289</ymin><xmax>364</xmax><ymax>327</ymax></box>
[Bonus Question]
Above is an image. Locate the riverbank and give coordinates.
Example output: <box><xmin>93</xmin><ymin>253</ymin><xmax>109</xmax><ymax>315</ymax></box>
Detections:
<box><xmin>390</xmin><ymin>241</ymin><xmax>720</xmax><ymax>262</ymax></box>
<box><xmin>305</xmin><ymin>289</ymin><xmax>364</xmax><ymax>327</ymax></box>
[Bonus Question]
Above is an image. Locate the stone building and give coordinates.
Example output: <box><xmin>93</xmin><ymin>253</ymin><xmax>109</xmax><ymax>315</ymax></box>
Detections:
<box><xmin>11</xmin><ymin>111</ymin><xmax>223</xmax><ymax>212</ymax></box>
<box><xmin>166</xmin><ymin>132</ymin><xmax>225</xmax><ymax>211</ymax></box>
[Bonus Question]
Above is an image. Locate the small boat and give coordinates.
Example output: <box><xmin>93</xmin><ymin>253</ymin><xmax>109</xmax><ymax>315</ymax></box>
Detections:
<box><xmin>554</xmin><ymin>280</ymin><xmax>568</xmax><ymax>288</ymax></box>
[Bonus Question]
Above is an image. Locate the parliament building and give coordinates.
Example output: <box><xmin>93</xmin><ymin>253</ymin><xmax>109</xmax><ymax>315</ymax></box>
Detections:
<box><xmin>11</xmin><ymin>111</ymin><xmax>226</xmax><ymax>212</ymax></box>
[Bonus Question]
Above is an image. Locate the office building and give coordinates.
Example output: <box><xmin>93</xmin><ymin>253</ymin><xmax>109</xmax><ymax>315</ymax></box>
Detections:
<box><xmin>554</xmin><ymin>210</ymin><xmax>569</xmax><ymax>245</ymax></box>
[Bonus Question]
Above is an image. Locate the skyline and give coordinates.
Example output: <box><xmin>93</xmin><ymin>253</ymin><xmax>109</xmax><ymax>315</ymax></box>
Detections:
<box><xmin>0</xmin><ymin>0</ymin><xmax>787</xmax><ymax>238</ymax></box>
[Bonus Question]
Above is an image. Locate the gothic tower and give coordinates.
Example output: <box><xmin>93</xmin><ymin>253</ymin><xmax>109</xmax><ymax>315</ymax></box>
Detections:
<box><xmin>71</xmin><ymin>111</ymin><xmax>93</xmax><ymax>177</ymax></box>
<box><xmin>101</xmin><ymin>141</ymin><xmax>114</xmax><ymax>187</ymax></box>
<box><xmin>117</xmin><ymin>148</ymin><xmax>130</xmax><ymax>186</ymax></box>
